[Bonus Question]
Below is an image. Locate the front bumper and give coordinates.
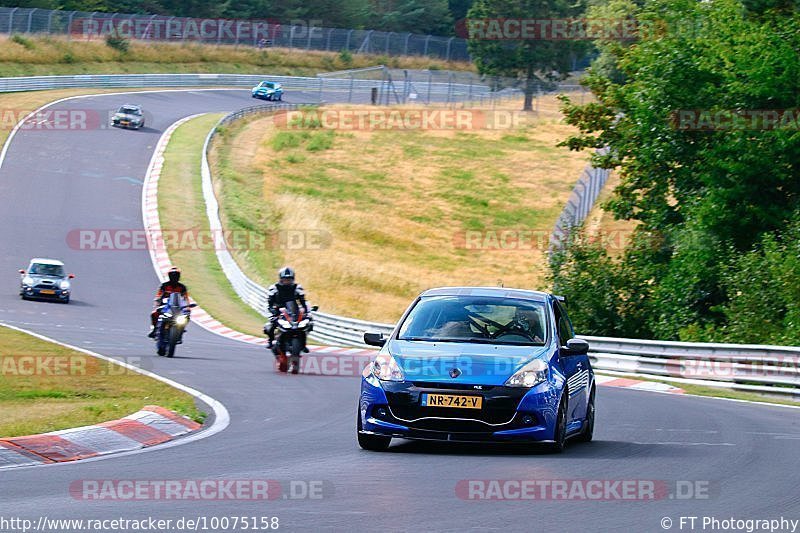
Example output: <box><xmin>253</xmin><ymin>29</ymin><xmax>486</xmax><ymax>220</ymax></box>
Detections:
<box><xmin>359</xmin><ymin>377</ymin><xmax>561</xmax><ymax>442</ymax></box>
<box><xmin>21</xmin><ymin>286</ymin><xmax>69</xmax><ymax>300</ymax></box>
<box><xmin>112</xmin><ymin>119</ymin><xmax>141</xmax><ymax>128</ymax></box>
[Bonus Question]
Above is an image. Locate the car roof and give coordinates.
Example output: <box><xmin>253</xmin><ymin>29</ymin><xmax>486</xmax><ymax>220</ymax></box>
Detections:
<box><xmin>120</xmin><ymin>104</ymin><xmax>141</xmax><ymax>109</ymax></box>
<box><xmin>29</xmin><ymin>258</ymin><xmax>64</xmax><ymax>266</ymax></box>
<box><xmin>419</xmin><ymin>286</ymin><xmax>550</xmax><ymax>302</ymax></box>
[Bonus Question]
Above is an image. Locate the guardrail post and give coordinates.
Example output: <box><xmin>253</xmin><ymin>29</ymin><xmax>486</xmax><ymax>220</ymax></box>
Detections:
<box><xmin>345</xmin><ymin>28</ymin><xmax>353</xmax><ymax>50</ymax></box>
<box><xmin>27</xmin><ymin>8</ymin><xmax>36</xmax><ymax>33</ymax></box>
<box><xmin>8</xmin><ymin>7</ymin><xmax>17</xmax><ymax>34</ymax></box>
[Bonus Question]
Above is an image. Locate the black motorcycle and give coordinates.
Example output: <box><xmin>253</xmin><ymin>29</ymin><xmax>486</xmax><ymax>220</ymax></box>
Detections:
<box><xmin>270</xmin><ymin>302</ymin><xmax>317</xmax><ymax>374</ymax></box>
<box><xmin>155</xmin><ymin>292</ymin><xmax>196</xmax><ymax>357</ymax></box>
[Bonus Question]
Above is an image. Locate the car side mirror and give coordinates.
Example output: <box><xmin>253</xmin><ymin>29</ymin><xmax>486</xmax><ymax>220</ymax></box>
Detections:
<box><xmin>364</xmin><ymin>332</ymin><xmax>387</xmax><ymax>347</ymax></box>
<box><xmin>311</xmin><ymin>305</ymin><xmax>319</xmax><ymax>312</ymax></box>
<box><xmin>19</xmin><ymin>269</ymin><xmax>25</xmax><ymax>274</ymax></box>
<box><xmin>68</xmin><ymin>274</ymin><xmax>75</xmax><ymax>279</ymax></box>
<box><xmin>562</xmin><ymin>338</ymin><xmax>589</xmax><ymax>356</ymax></box>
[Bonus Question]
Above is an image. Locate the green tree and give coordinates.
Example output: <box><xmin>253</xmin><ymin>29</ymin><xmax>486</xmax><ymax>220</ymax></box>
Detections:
<box><xmin>466</xmin><ymin>0</ymin><xmax>588</xmax><ymax>110</ymax></box>
<box><xmin>555</xmin><ymin>0</ymin><xmax>800</xmax><ymax>340</ymax></box>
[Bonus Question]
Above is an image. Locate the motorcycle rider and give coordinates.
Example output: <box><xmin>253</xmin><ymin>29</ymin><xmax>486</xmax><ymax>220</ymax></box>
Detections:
<box><xmin>148</xmin><ymin>266</ymin><xmax>190</xmax><ymax>338</ymax></box>
<box><xmin>263</xmin><ymin>266</ymin><xmax>310</xmax><ymax>351</ymax></box>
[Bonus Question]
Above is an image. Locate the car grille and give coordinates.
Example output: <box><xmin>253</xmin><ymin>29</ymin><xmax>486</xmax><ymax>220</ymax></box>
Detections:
<box><xmin>381</xmin><ymin>382</ymin><xmax>529</xmax><ymax>431</ymax></box>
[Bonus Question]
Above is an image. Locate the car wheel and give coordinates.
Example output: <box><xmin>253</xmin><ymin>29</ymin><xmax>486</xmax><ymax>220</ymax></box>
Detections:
<box><xmin>357</xmin><ymin>410</ymin><xmax>391</xmax><ymax>451</ymax></box>
<box><xmin>62</xmin><ymin>297</ymin><xmax>70</xmax><ymax>304</ymax></box>
<box><xmin>574</xmin><ymin>386</ymin><xmax>595</xmax><ymax>443</ymax></box>
<box><xmin>277</xmin><ymin>94</ymin><xmax>282</xmax><ymax>101</ymax></box>
<box><xmin>550</xmin><ymin>391</ymin><xmax>568</xmax><ymax>453</ymax></box>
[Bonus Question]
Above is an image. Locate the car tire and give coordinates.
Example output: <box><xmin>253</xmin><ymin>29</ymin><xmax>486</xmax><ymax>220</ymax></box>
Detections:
<box><xmin>277</xmin><ymin>94</ymin><xmax>282</xmax><ymax>101</ymax></box>
<box><xmin>62</xmin><ymin>297</ymin><xmax>70</xmax><ymax>304</ymax></box>
<box><xmin>574</xmin><ymin>386</ymin><xmax>595</xmax><ymax>443</ymax></box>
<box><xmin>357</xmin><ymin>410</ymin><xmax>391</xmax><ymax>451</ymax></box>
<box><xmin>550</xmin><ymin>391</ymin><xmax>568</xmax><ymax>453</ymax></box>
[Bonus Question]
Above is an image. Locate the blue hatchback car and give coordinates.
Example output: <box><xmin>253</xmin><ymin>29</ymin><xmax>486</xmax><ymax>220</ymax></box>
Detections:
<box><xmin>251</xmin><ymin>81</ymin><xmax>283</xmax><ymax>101</ymax></box>
<box><xmin>358</xmin><ymin>287</ymin><xmax>594</xmax><ymax>452</ymax></box>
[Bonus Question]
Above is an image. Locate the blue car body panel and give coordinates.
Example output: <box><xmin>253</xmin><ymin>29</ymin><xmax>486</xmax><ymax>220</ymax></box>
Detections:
<box><xmin>358</xmin><ymin>288</ymin><xmax>594</xmax><ymax>445</ymax></box>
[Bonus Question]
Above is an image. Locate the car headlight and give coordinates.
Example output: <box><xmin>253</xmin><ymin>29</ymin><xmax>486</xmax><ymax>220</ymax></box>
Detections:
<box><xmin>370</xmin><ymin>355</ymin><xmax>404</xmax><ymax>382</ymax></box>
<box><xmin>175</xmin><ymin>315</ymin><xmax>188</xmax><ymax>326</ymax></box>
<box><xmin>22</xmin><ymin>276</ymin><xmax>34</xmax><ymax>286</ymax></box>
<box><xmin>59</xmin><ymin>280</ymin><xmax>70</xmax><ymax>290</ymax></box>
<box><xmin>505</xmin><ymin>359</ymin><xmax>548</xmax><ymax>388</ymax></box>
<box><xmin>277</xmin><ymin>318</ymin><xmax>291</xmax><ymax>329</ymax></box>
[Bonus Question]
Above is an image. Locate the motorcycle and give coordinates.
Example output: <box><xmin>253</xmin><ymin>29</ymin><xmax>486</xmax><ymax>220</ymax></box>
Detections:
<box><xmin>154</xmin><ymin>292</ymin><xmax>196</xmax><ymax>358</ymax></box>
<box><xmin>270</xmin><ymin>302</ymin><xmax>317</xmax><ymax>374</ymax></box>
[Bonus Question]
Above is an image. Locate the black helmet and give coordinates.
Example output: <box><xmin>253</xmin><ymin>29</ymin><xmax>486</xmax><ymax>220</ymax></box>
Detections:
<box><xmin>278</xmin><ymin>266</ymin><xmax>295</xmax><ymax>280</ymax></box>
<box><xmin>167</xmin><ymin>266</ymin><xmax>181</xmax><ymax>283</ymax></box>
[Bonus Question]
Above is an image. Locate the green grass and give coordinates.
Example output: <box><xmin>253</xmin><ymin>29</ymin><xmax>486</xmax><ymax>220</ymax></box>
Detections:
<box><xmin>0</xmin><ymin>326</ymin><xmax>203</xmax><ymax>438</ymax></box>
<box><xmin>158</xmin><ymin>114</ymin><xmax>268</xmax><ymax>337</ymax></box>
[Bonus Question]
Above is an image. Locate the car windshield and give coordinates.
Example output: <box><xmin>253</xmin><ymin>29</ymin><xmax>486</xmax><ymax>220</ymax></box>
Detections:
<box><xmin>119</xmin><ymin>106</ymin><xmax>141</xmax><ymax>115</ymax></box>
<box><xmin>397</xmin><ymin>295</ymin><xmax>548</xmax><ymax>346</ymax></box>
<box><xmin>29</xmin><ymin>263</ymin><xmax>64</xmax><ymax>277</ymax></box>
<box><xmin>259</xmin><ymin>82</ymin><xmax>274</xmax><ymax>88</ymax></box>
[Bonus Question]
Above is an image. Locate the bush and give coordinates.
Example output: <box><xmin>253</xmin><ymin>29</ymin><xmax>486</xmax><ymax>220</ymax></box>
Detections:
<box><xmin>338</xmin><ymin>49</ymin><xmax>353</xmax><ymax>66</ymax></box>
<box><xmin>10</xmin><ymin>34</ymin><xmax>34</xmax><ymax>50</ymax></box>
<box><xmin>105</xmin><ymin>33</ymin><xmax>130</xmax><ymax>53</ymax></box>
<box><xmin>62</xmin><ymin>51</ymin><xmax>76</xmax><ymax>64</ymax></box>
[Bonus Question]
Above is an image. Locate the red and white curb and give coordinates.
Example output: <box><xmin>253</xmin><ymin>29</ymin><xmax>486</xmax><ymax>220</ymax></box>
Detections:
<box><xmin>595</xmin><ymin>374</ymin><xmax>684</xmax><ymax>394</ymax></box>
<box><xmin>0</xmin><ymin>406</ymin><xmax>201</xmax><ymax>470</ymax></box>
<box><xmin>140</xmin><ymin>114</ymin><xmax>265</xmax><ymax>345</ymax></box>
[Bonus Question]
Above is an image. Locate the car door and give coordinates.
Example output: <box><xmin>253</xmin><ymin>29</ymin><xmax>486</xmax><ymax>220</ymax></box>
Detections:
<box><xmin>554</xmin><ymin>300</ymin><xmax>588</xmax><ymax>424</ymax></box>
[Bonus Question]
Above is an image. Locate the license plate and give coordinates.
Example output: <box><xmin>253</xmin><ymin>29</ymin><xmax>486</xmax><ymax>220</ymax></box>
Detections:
<box><xmin>121</xmin><ymin>121</ymin><xmax>129</xmax><ymax>125</ymax></box>
<box><xmin>39</xmin><ymin>289</ymin><xmax>55</xmax><ymax>295</ymax></box>
<box><xmin>421</xmin><ymin>393</ymin><xmax>482</xmax><ymax>409</ymax></box>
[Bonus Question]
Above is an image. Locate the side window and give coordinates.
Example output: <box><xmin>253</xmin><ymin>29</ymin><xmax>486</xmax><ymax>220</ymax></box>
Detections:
<box><xmin>554</xmin><ymin>301</ymin><xmax>574</xmax><ymax>345</ymax></box>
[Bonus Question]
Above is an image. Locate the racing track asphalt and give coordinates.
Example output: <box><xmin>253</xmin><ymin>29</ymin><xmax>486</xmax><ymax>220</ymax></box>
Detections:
<box><xmin>0</xmin><ymin>89</ymin><xmax>798</xmax><ymax>533</ymax></box>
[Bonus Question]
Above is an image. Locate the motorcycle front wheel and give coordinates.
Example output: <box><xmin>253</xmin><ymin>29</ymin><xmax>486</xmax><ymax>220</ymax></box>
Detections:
<box><xmin>167</xmin><ymin>326</ymin><xmax>180</xmax><ymax>358</ymax></box>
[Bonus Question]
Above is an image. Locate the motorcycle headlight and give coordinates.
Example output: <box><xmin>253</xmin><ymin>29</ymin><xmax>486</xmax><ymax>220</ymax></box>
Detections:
<box><xmin>370</xmin><ymin>355</ymin><xmax>404</xmax><ymax>382</ymax></box>
<box><xmin>59</xmin><ymin>280</ymin><xmax>70</xmax><ymax>290</ymax></box>
<box><xmin>175</xmin><ymin>315</ymin><xmax>188</xmax><ymax>326</ymax></box>
<box><xmin>505</xmin><ymin>359</ymin><xmax>549</xmax><ymax>388</ymax></box>
<box><xmin>22</xmin><ymin>276</ymin><xmax>34</xmax><ymax>286</ymax></box>
<box><xmin>277</xmin><ymin>318</ymin><xmax>291</xmax><ymax>329</ymax></box>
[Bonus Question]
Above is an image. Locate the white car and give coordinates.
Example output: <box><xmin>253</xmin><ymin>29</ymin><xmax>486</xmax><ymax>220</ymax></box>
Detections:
<box><xmin>19</xmin><ymin>258</ymin><xmax>74</xmax><ymax>303</ymax></box>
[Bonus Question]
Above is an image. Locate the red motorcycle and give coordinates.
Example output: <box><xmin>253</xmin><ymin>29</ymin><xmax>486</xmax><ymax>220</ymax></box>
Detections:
<box><xmin>271</xmin><ymin>302</ymin><xmax>316</xmax><ymax>374</ymax></box>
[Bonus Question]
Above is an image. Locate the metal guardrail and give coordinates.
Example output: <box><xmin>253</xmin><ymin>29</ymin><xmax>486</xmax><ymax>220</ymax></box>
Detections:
<box><xmin>200</xmin><ymin>103</ymin><xmax>396</xmax><ymax>347</ymax></box>
<box><xmin>549</xmin><ymin>149</ymin><xmax>611</xmax><ymax>252</ymax></box>
<box><xmin>0</xmin><ymin>73</ymin><xmax>520</xmax><ymax>106</ymax></box>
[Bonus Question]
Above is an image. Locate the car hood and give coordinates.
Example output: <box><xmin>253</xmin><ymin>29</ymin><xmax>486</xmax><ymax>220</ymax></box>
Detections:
<box><xmin>387</xmin><ymin>339</ymin><xmax>549</xmax><ymax>386</ymax></box>
<box><xmin>254</xmin><ymin>87</ymin><xmax>277</xmax><ymax>92</ymax></box>
<box><xmin>26</xmin><ymin>274</ymin><xmax>64</xmax><ymax>284</ymax></box>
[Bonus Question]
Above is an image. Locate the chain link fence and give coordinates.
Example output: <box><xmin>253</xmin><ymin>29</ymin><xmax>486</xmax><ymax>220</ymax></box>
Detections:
<box><xmin>0</xmin><ymin>6</ymin><xmax>472</xmax><ymax>61</ymax></box>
